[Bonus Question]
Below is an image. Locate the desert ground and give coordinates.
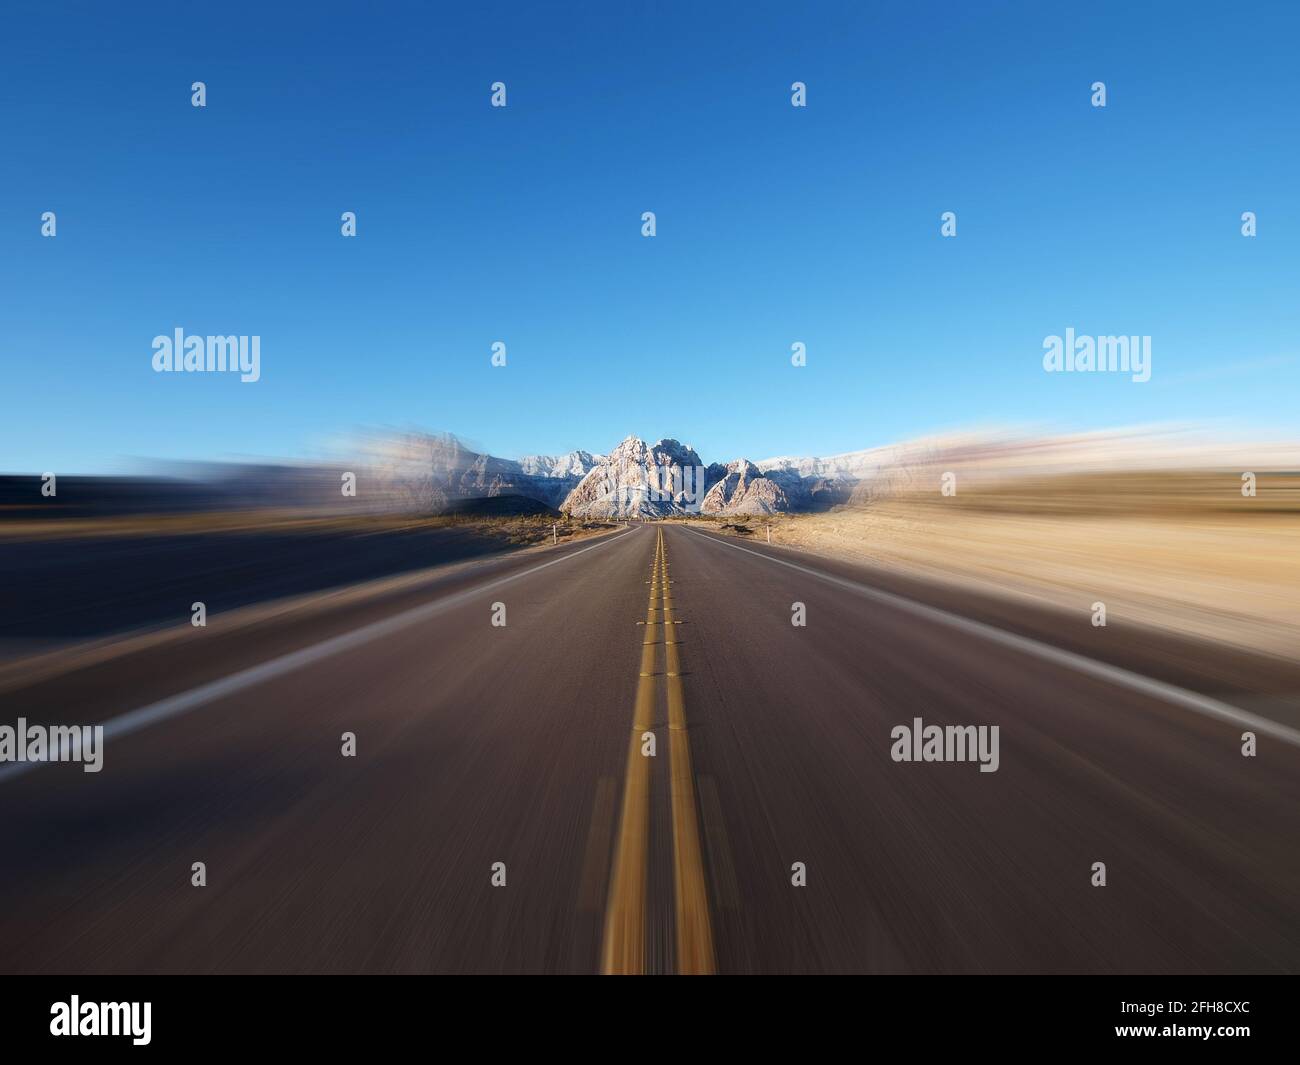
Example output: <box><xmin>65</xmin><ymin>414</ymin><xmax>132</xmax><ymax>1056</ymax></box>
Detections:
<box><xmin>696</xmin><ymin>469</ymin><xmax>1300</xmax><ymax>659</ymax></box>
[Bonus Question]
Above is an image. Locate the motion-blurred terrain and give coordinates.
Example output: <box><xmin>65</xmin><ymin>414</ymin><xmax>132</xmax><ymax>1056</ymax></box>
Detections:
<box><xmin>2</xmin><ymin>425</ymin><xmax>1299</xmax><ymax>974</ymax></box>
<box><xmin>707</xmin><ymin>428</ymin><xmax>1300</xmax><ymax>658</ymax></box>
<box><xmin>4</xmin><ymin>425</ymin><xmax>1297</xmax><ymax>659</ymax></box>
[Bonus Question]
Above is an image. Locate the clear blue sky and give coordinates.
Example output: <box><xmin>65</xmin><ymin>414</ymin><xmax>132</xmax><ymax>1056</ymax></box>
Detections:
<box><xmin>3</xmin><ymin>1</ymin><xmax>1298</xmax><ymax>473</ymax></box>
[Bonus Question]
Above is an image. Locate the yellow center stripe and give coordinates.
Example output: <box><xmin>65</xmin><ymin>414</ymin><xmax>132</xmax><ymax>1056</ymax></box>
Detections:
<box><xmin>660</xmin><ymin>533</ymin><xmax>716</xmax><ymax>974</ymax></box>
<box><xmin>600</xmin><ymin>527</ymin><xmax>715</xmax><ymax>975</ymax></box>
<box><xmin>600</xmin><ymin>529</ymin><xmax>661</xmax><ymax>974</ymax></box>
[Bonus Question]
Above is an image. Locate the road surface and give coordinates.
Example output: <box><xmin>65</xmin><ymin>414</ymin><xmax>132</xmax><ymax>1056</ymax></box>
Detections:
<box><xmin>1</xmin><ymin>523</ymin><xmax>1298</xmax><ymax>973</ymax></box>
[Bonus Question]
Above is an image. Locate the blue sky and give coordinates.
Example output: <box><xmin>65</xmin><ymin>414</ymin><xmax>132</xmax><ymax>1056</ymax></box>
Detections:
<box><xmin>3</xmin><ymin>0</ymin><xmax>1299</xmax><ymax>473</ymax></box>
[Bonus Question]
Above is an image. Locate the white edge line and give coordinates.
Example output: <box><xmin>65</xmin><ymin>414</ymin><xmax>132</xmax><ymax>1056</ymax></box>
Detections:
<box><xmin>687</xmin><ymin>527</ymin><xmax>1300</xmax><ymax>751</ymax></box>
<box><xmin>0</xmin><ymin>526</ymin><xmax>642</xmax><ymax>784</ymax></box>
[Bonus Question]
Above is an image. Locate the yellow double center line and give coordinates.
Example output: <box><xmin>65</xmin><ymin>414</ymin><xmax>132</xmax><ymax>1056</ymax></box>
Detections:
<box><xmin>661</xmin><ymin>531</ymin><xmax>716</xmax><ymax>974</ymax></box>
<box><xmin>600</xmin><ymin>529</ymin><xmax>660</xmax><ymax>974</ymax></box>
<box><xmin>601</xmin><ymin>526</ymin><xmax>715</xmax><ymax>975</ymax></box>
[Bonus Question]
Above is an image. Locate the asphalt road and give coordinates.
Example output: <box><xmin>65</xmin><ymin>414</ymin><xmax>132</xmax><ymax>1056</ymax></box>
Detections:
<box><xmin>1</xmin><ymin>523</ymin><xmax>1298</xmax><ymax>973</ymax></box>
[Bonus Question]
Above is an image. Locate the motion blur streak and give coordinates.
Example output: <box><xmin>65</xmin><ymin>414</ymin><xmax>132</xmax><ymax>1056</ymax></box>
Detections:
<box><xmin>661</xmin><ymin>530</ymin><xmax>716</xmax><ymax>975</ymax></box>
<box><xmin>2</xmin><ymin>523</ymin><xmax>1298</xmax><ymax>972</ymax></box>
<box><xmin>600</xmin><ymin>531</ymin><xmax>660</xmax><ymax>974</ymax></box>
<box><xmin>688</xmin><ymin>529</ymin><xmax>1300</xmax><ymax>751</ymax></box>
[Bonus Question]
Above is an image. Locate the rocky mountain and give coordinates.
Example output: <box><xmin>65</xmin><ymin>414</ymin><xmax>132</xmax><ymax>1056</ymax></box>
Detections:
<box><xmin>561</xmin><ymin>436</ymin><xmax>719</xmax><ymax>518</ymax></box>
<box><xmin>756</xmin><ymin>442</ymin><xmax>948</xmax><ymax>509</ymax></box>
<box><xmin>757</xmin><ymin>468</ymin><xmax>853</xmax><ymax>511</ymax></box>
<box><xmin>517</xmin><ymin>450</ymin><xmax>605</xmax><ymax>480</ymax></box>
<box><xmin>558</xmin><ymin>436</ymin><xmax>870</xmax><ymax>518</ymax></box>
<box><xmin>340</xmin><ymin>431</ymin><xmax>888</xmax><ymax>518</ymax></box>
<box><xmin>349</xmin><ymin>431</ymin><xmax>591</xmax><ymax>512</ymax></box>
<box><xmin>699</xmin><ymin>460</ymin><xmax>789</xmax><ymax>515</ymax></box>
<box><xmin>756</xmin><ymin>444</ymin><xmax>898</xmax><ymax>481</ymax></box>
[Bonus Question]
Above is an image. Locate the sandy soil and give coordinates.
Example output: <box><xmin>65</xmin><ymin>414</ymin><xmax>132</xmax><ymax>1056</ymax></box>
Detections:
<box><xmin>699</xmin><ymin>480</ymin><xmax>1300</xmax><ymax>659</ymax></box>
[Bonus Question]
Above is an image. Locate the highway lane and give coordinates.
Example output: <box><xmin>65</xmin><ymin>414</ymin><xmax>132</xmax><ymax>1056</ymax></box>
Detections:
<box><xmin>670</xmin><ymin>527</ymin><xmax>1300</xmax><ymax>972</ymax></box>
<box><xmin>1</xmin><ymin>522</ymin><xmax>1298</xmax><ymax>973</ymax></box>
<box><xmin>0</xmin><ymin>524</ymin><xmax>655</xmax><ymax>973</ymax></box>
